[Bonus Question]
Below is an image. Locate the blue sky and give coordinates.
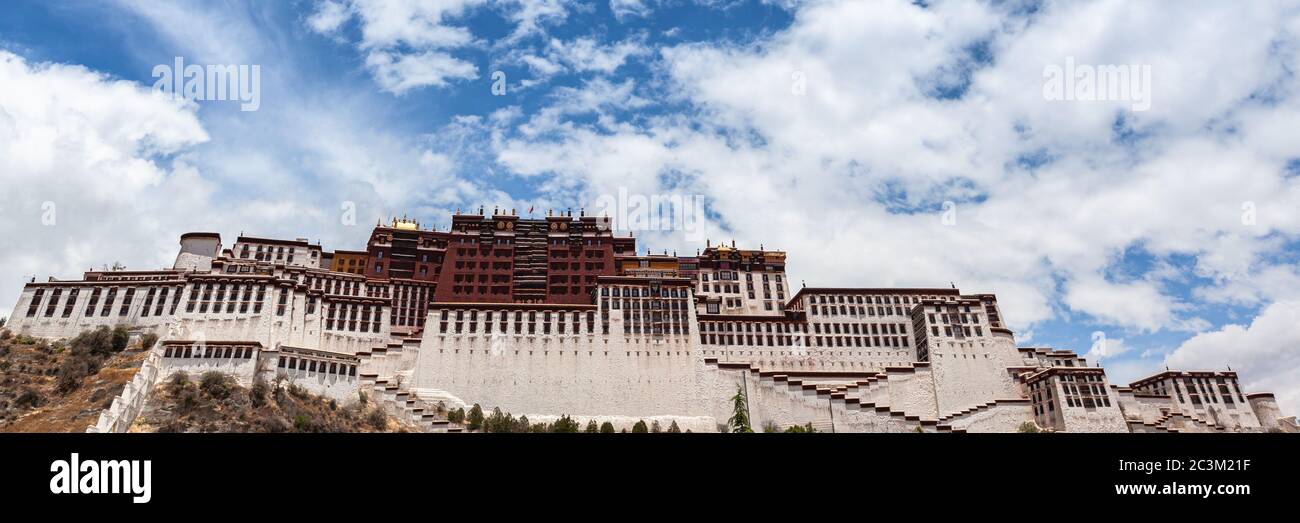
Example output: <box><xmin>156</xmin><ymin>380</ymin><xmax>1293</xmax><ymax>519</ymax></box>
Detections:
<box><xmin>2</xmin><ymin>0</ymin><xmax>1300</xmax><ymax>410</ymax></box>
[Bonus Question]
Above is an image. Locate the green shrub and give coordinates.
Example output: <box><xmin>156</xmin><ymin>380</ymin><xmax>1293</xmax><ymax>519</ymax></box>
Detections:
<box><xmin>293</xmin><ymin>414</ymin><xmax>313</xmax><ymax>432</ymax></box>
<box><xmin>111</xmin><ymin>326</ymin><xmax>129</xmax><ymax>352</ymax></box>
<box><xmin>287</xmin><ymin>383</ymin><xmax>310</xmax><ymax>400</ymax></box>
<box><xmin>585</xmin><ymin>420</ymin><xmax>599</xmax><ymax>433</ymax></box>
<box><xmin>55</xmin><ymin>350</ymin><xmax>102</xmax><ymax>394</ymax></box>
<box><xmin>174</xmin><ymin>383</ymin><xmax>201</xmax><ymax>415</ymax></box>
<box><xmin>14</xmin><ymin>387</ymin><xmax>44</xmax><ymax>409</ymax></box>
<box><xmin>632</xmin><ymin>420</ymin><xmax>648</xmax><ymax>433</ymax></box>
<box><xmin>199</xmin><ymin>372</ymin><xmax>234</xmax><ymax>400</ymax></box>
<box><xmin>250</xmin><ymin>379</ymin><xmax>270</xmax><ymax>408</ymax></box>
<box><xmin>367</xmin><ymin>408</ymin><xmax>388</xmax><ymax>430</ymax></box>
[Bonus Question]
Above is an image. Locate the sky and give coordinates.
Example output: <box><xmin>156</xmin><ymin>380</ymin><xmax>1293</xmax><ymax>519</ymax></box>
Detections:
<box><xmin>1</xmin><ymin>0</ymin><xmax>1299</xmax><ymax>413</ymax></box>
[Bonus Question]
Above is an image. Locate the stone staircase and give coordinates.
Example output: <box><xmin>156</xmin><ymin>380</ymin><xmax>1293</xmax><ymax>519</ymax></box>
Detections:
<box><xmin>355</xmin><ymin>330</ymin><xmax>462</xmax><ymax>433</ymax></box>
<box><xmin>710</xmin><ymin>359</ymin><xmax>950</xmax><ymax>433</ymax></box>
<box><xmin>357</xmin><ymin>374</ymin><xmax>461</xmax><ymax>432</ymax></box>
<box><xmin>936</xmin><ymin>398</ymin><xmax>1033</xmax><ymax>430</ymax></box>
<box><xmin>1129</xmin><ymin>409</ymin><xmax>1226</xmax><ymax>433</ymax></box>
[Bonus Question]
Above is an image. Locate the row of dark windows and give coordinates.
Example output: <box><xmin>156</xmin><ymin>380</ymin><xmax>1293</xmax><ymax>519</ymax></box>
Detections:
<box><xmin>277</xmin><ymin>355</ymin><xmax>358</xmax><ymax>377</ymax></box>
<box><xmin>163</xmin><ymin>345</ymin><xmax>254</xmax><ymax>359</ymax></box>
<box><xmin>437</xmin><ymin>309</ymin><xmax>599</xmax><ymax>336</ymax></box>
<box><xmin>185</xmin><ymin>283</ymin><xmax>267</xmax><ymax>315</ymax></box>
<box><xmin>325</xmin><ymin>303</ymin><xmax>383</xmax><ymax>333</ymax></box>
<box><xmin>812</xmin><ymin>305</ymin><xmax>907</xmax><ymax>317</ymax></box>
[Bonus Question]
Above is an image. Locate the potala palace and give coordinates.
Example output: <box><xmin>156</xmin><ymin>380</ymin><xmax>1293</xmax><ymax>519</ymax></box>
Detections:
<box><xmin>5</xmin><ymin>210</ymin><xmax>1296</xmax><ymax>433</ymax></box>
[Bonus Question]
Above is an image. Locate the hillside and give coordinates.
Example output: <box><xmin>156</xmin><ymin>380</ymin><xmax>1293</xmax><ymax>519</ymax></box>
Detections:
<box><xmin>0</xmin><ymin>326</ymin><xmax>151</xmax><ymax>432</ymax></box>
<box><xmin>131</xmin><ymin>371</ymin><xmax>402</xmax><ymax>433</ymax></box>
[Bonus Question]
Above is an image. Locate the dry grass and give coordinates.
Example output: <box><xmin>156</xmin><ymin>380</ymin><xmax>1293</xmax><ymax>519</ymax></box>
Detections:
<box><xmin>0</xmin><ymin>332</ymin><xmax>149</xmax><ymax>433</ymax></box>
<box><xmin>130</xmin><ymin>372</ymin><xmax>399</xmax><ymax>433</ymax></box>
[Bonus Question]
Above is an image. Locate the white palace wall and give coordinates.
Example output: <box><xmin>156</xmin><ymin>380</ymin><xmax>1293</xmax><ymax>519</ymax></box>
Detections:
<box><xmin>927</xmin><ymin>333</ymin><xmax>1024</xmax><ymax>418</ymax></box>
<box><xmin>412</xmin><ymin>331</ymin><xmax>714</xmax><ymax>430</ymax></box>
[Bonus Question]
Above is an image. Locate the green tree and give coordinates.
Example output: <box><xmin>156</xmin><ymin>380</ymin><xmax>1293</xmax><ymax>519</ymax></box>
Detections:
<box><xmin>632</xmin><ymin>420</ymin><xmax>649</xmax><ymax>433</ymax></box>
<box><xmin>484</xmin><ymin>407</ymin><xmax>509</xmax><ymax>433</ymax></box>
<box><xmin>448</xmin><ymin>407</ymin><xmax>466</xmax><ymax>424</ymax></box>
<box><xmin>667</xmin><ymin>420</ymin><xmax>681</xmax><ymax>433</ymax></box>
<box><xmin>1017</xmin><ymin>422</ymin><xmax>1040</xmax><ymax>433</ymax></box>
<box><xmin>467</xmin><ymin>403</ymin><xmax>484</xmax><ymax>431</ymax></box>
<box><xmin>600</xmin><ymin>421</ymin><xmax>616</xmax><ymax>433</ymax></box>
<box><xmin>728</xmin><ymin>385</ymin><xmax>753</xmax><ymax>433</ymax></box>
<box><xmin>585</xmin><ymin>420</ymin><xmax>599</xmax><ymax>433</ymax></box>
<box><xmin>552</xmin><ymin>415</ymin><xmax>580</xmax><ymax>433</ymax></box>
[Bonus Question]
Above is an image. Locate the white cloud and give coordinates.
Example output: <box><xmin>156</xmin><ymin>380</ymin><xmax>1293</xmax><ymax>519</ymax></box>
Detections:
<box><xmin>504</xmin><ymin>36</ymin><xmax>650</xmax><ymax>90</ymax></box>
<box><xmin>1064</xmin><ymin>277</ymin><xmax>1185</xmax><ymax>333</ymax></box>
<box><xmin>307</xmin><ymin>0</ymin><xmax>352</xmax><ymax>34</ymax></box>
<box><xmin>1083</xmin><ymin>335</ymin><xmax>1130</xmax><ymax>364</ymax></box>
<box><xmin>306</xmin><ymin>0</ymin><xmax>486</xmax><ymax>93</ymax></box>
<box><xmin>610</xmin><ymin>0</ymin><xmax>652</xmax><ymax>21</ymax></box>
<box><xmin>549</xmin><ymin>37</ymin><xmax>648</xmax><ymax>74</ymax></box>
<box><xmin>1168</xmin><ymin>301</ymin><xmax>1300</xmax><ymax>416</ymax></box>
<box><xmin>307</xmin><ymin>0</ymin><xmax>585</xmax><ymax>93</ymax></box>
<box><xmin>365</xmin><ymin>49</ymin><xmax>479</xmax><ymax>93</ymax></box>
<box><xmin>520</xmin><ymin>54</ymin><xmax>563</xmax><ymax>77</ymax></box>
<box><xmin>499</xmin><ymin>0</ymin><xmax>575</xmax><ymax>43</ymax></box>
